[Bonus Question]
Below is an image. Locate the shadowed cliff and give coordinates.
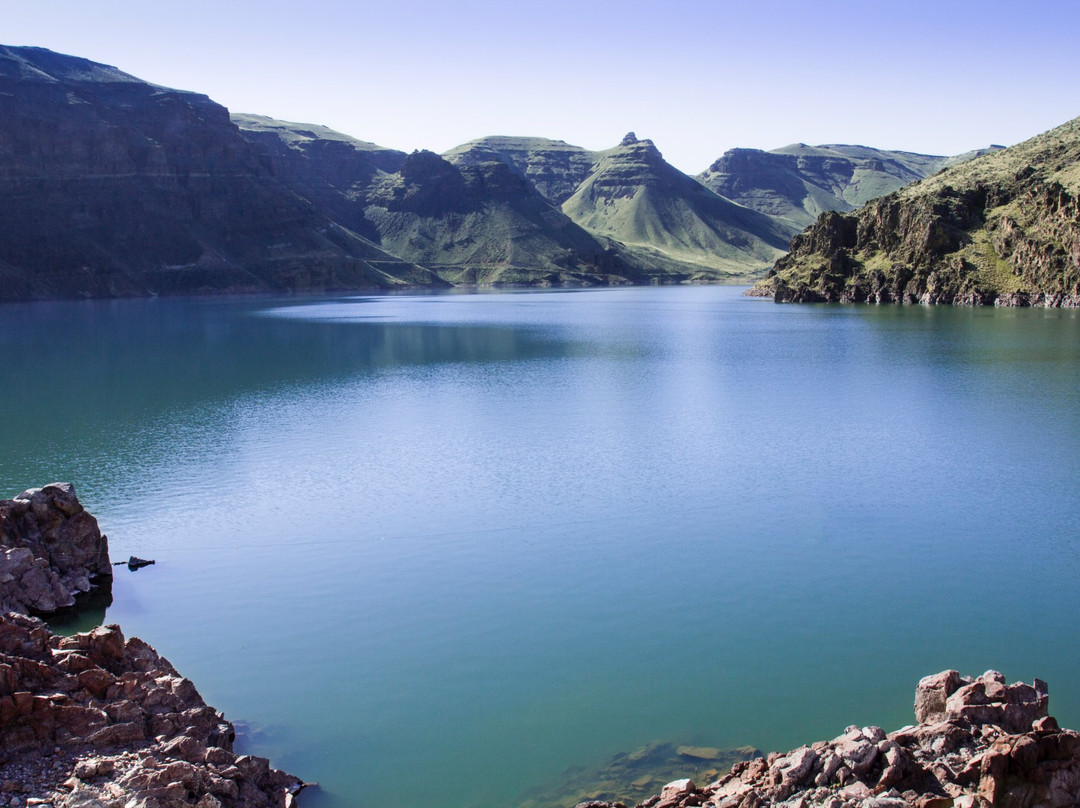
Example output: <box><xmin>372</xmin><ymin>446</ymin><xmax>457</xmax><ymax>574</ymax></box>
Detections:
<box><xmin>0</xmin><ymin>46</ymin><xmax>438</xmax><ymax>300</ymax></box>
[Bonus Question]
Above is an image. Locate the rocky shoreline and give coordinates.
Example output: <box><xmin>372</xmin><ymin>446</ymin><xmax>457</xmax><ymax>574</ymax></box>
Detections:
<box><xmin>744</xmin><ymin>284</ymin><xmax>1080</xmax><ymax>307</ymax></box>
<box><xmin>580</xmin><ymin>670</ymin><xmax>1080</xmax><ymax>808</ymax></box>
<box><xmin>1</xmin><ymin>484</ymin><xmax>305</xmax><ymax>808</ymax></box>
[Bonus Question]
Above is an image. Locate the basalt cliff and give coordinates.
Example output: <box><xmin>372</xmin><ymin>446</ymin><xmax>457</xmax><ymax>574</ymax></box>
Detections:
<box><xmin>1</xmin><ymin>484</ymin><xmax>305</xmax><ymax>808</ymax></box>
<box><xmin>751</xmin><ymin>117</ymin><xmax>1080</xmax><ymax>306</ymax></box>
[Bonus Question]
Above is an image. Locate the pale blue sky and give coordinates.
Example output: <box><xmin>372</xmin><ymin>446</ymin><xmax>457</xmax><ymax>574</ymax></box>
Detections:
<box><xmin>3</xmin><ymin>0</ymin><xmax>1077</xmax><ymax>172</ymax></box>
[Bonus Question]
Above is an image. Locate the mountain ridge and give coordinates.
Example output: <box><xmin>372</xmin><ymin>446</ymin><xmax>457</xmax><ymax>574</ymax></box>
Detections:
<box><xmin>561</xmin><ymin>134</ymin><xmax>791</xmax><ymax>277</ymax></box>
<box><xmin>0</xmin><ymin>43</ymin><xmax>1019</xmax><ymax>301</ymax></box>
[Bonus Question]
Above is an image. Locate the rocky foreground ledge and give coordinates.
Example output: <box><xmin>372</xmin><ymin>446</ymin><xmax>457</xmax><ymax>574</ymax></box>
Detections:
<box><xmin>0</xmin><ymin>613</ymin><xmax>305</xmax><ymax>807</ymax></box>
<box><xmin>1</xmin><ymin>484</ymin><xmax>304</xmax><ymax>808</ymax></box>
<box><xmin>580</xmin><ymin>670</ymin><xmax>1080</xmax><ymax>808</ymax></box>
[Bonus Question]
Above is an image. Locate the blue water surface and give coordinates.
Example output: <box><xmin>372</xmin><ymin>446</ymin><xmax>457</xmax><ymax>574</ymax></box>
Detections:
<box><xmin>1</xmin><ymin>286</ymin><xmax>1078</xmax><ymax>808</ymax></box>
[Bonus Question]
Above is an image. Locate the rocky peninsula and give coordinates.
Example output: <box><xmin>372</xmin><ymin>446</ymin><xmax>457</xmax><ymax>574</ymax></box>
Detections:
<box><xmin>1</xmin><ymin>484</ymin><xmax>305</xmax><ymax>808</ymax></box>
<box><xmin>751</xmin><ymin>117</ymin><xmax>1080</xmax><ymax>306</ymax></box>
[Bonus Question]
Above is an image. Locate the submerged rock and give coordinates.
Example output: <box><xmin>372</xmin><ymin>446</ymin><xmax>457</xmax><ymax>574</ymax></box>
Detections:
<box><xmin>0</xmin><ymin>483</ymin><xmax>111</xmax><ymax>616</ymax></box>
<box><xmin>522</xmin><ymin>741</ymin><xmax>758</xmax><ymax>808</ymax></box>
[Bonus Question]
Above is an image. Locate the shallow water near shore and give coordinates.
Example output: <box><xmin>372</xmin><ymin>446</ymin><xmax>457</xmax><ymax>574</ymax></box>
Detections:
<box><xmin>3</xmin><ymin>286</ymin><xmax>1080</xmax><ymax>808</ymax></box>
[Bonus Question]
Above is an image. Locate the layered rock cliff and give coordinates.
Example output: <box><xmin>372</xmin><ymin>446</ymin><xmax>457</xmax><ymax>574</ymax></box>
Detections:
<box><xmin>580</xmin><ymin>670</ymin><xmax>1080</xmax><ymax>808</ymax></box>
<box><xmin>0</xmin><ymin>46</ymin><xmax>436</xmax><ymax>300</ymax></box>
<box><xmin>752</xmin><ymin>117</ymin><xmax>1080</xmax><ymax>305</ymax></box>
<box><xmin>359</xmin><ymin>149</ymin><xmax>647</xmax><ymax>285</ymax></box>
<box><xmin>232</xmin><ymin>113</ymin><xmax>406</xmax><ymax>244</ymax></box>
<box><xmin>442</xmin><ymin>136</ymin><xmax>598</xmax><ymax>205</ymax></box>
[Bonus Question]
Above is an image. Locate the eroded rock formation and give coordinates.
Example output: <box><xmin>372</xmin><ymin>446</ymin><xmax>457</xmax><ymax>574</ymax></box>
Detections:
<box><xmin>0</xmin><ymin>483</ymin><xmax>111</xmax><ymax>615</ymax></box>
<box><xmin>579</xmin><ymin>670</ymin><xmax>1080</xmax><ymax>808</ymax></box>
<box><xmin>0</xmin><ymin>613</ymin><xmax>304</xmax><ymax>808</ymax></box>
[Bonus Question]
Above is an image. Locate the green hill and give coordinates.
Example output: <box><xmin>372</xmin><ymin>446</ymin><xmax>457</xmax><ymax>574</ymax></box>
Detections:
<box><xmin>561</xmin><ymin>134</ymin><xmax>792</xmax><ymax>279</ymax></box>
<box><xmin>360</xmin><ymin>149</ymin><xmax>643</xmax><ymax>286</ymax></box>
<box><xmin>442</xmin><ymin>136</ymin><xmax>597</xmax><ymax>205</ymax></box>
<box><xmin>242</xmin><ymin>123</ymin><xmax>729</xmax><ymax>286</ymax></box>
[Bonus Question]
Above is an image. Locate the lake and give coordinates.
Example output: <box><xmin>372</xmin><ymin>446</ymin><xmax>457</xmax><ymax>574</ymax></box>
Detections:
<box><xmin>2</xmin><ymin>285</ymin><xmax>1079</xmax><ymax>808</ymax></box>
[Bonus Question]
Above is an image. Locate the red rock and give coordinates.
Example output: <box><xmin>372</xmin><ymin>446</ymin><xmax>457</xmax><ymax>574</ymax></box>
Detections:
<box><xmin>914</xmin><ymin>670</ymin><xmax>962</xmax><ymax>723</ymax></box>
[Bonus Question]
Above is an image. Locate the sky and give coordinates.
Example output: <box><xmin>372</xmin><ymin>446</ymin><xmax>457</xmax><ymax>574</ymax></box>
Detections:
<box><xmin>3</xmin><ymin>0</ymin><xmax>1078</xmax><ymax>173</ymax></box>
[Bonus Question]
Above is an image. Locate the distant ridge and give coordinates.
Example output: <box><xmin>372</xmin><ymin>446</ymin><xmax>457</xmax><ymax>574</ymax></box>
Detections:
<box><xmin>442</xmin><ymin>136</ymin><xmax>597</xmax><ymax>205</ymax></box>
<box><xmin>561</xmin><ymin>134</ymin><xmax>791</xmax><ymax>278</ymax></box>
<box><xmin>697</xmin><ymin>143</ymin><xmax>1003</xmax><ymax>237</ymax></box>
<box><xmin>236</xmin><ymin>123</ymin><xmax>672</xmax><ymax>286</ymax></box>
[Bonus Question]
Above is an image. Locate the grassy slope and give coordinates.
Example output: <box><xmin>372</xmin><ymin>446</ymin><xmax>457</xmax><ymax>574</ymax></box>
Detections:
<box><xmin>562</xmin><ymin>137</ymin><xmax>790</xmax><ymax>279</ymax></box>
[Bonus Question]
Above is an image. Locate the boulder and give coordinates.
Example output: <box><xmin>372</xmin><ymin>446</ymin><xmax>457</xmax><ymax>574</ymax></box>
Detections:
<box><xmin>0</xmin><ymin>484</ymin><xmax>111</xmax><ymax>616</ymax></box>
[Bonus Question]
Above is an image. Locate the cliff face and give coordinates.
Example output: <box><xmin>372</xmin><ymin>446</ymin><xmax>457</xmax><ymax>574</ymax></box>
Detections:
<box><xmin>0</xmin><ymin>46</ymin><xmax>436</xmax><ymax>300</ymax></box>
<box><xmin>561</xmin><ymin>134</ymin><xmax>792</xmax><ymax>279</ymax></box>
<box><xmin>752</xmin><ymin>117</ymin><xmax>1080</xmax><ymax>306</ymax></box>
<box><xmin>232</xmin><ymin>113</ymin><xmax>405</xmax><ymax>243</ymax></box>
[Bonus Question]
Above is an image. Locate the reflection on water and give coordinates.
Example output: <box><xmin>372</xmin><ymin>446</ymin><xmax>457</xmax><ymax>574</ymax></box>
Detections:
<box><xmin>44</xmin><ymin>578</ymin><xmax>114</xmax><ymax>636</ymax></box>
<box><xmin>3</xmin><ymin>287</ymin><xmax>1080</xmax><ymax>808</ymax></box>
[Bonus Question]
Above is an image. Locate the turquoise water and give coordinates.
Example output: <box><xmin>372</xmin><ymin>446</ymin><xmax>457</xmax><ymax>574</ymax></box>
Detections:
<box><xmin>2</xmin><ymin>286</ymin><xmax>1079</xmax><ymax>807</ymax></box>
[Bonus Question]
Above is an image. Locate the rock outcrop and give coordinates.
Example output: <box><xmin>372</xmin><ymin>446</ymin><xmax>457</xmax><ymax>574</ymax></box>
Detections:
<box><xmin>0</xmin><ymin>483</ymin><xmax>111</xmax><ymax>615</ymax></box>
<box><xmin>577</xmin><ymin>670</ymin><xmax>1080</xmax><ymax>808</ymax></box>
<box><xmin>752</xmin><ymin>116</ymin><xmax>1080</xmax><ymax>306</ymax></box>
<box><xmin>0</xmin><ymin>612</ymin><xmax>304</xmax><ymax>808</ymax></box>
